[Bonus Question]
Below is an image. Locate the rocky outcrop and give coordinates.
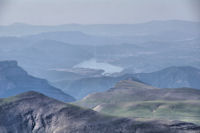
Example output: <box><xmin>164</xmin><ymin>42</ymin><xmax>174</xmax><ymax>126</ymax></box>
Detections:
<box><xmin>0</xmin><ymin>91</ymin><xmax>199</xmax><ymax>133</ymax></box>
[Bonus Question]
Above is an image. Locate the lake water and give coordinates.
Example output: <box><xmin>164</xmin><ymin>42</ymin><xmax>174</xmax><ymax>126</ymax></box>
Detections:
<box><xmin>74</xmin><ymin>59</ymin><xmax>123</xmax><ymax>74</ymax></box>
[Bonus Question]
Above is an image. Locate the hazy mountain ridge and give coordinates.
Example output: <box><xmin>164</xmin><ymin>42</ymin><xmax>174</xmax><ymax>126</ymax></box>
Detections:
<box><xmin>1</xmin><ymin>37</ymin><xmax>199</xmax><ymax>77</ymax></box>
<box><xmin>0</xmin><ymin>20</ymin><xmax>199</xmax><ymax>76</ymax></box>
<box><xmin>0</xmin><ymin>39</ymin><xmax>93</xmax><ymax>76</ymax></box>
<box><xmin>25</xmin><ymin>31</ymin><xmax>120</xmax><ymax>45</ymax></box>
<box><xmin>51</xmin><ymin>66</ymin><xmax>200</xmax><ymax>99</ymax></box>
<box><xmin>0</xmin><ymin>60</ymin><xmax>75</xmax><ymax>102</ymax></box>
<box><xmin>1</xmin><ymin>20</ymin><xmax>199</xmax><ymax>37</ymax></box>
<box><xmin>134</xmin><ymin>66</ymin><xmax>200</xmax><ymax>89</ymax></box>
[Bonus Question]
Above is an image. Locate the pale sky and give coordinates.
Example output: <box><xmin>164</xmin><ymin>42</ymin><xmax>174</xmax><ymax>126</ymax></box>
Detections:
<box><xmin>0</xmin><ymin>0</ymin><xmax>199</xmax><ymax>25</ymax></box>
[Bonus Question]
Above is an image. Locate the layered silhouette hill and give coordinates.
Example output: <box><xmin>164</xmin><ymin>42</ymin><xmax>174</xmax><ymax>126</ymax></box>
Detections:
<box><xmin>0</xmin><ymin>60</ymin><xmax>75</xmax><ymax>102</ymax></box>
<box><xmin>134</xmin><ymin>66</ymin><xmax>200</xmax><ymax>89</ymax></box>
<box><xmin>53</xmin><ymin>66</ymin><xmax>200</xmax><ymax>99</ymax></box>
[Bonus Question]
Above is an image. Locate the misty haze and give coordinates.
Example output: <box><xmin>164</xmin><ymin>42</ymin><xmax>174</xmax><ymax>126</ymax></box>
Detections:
<box><xmin>0</xmin><ymin>0</ymin><xmax>200</xmax><ymax>133</ymax></box>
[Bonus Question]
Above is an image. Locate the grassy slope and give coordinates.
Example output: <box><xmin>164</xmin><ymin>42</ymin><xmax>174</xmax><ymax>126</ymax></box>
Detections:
<box><xmin>91</xmin><ymin>100</ymin><xmax>200</xmax><ymax>124</ymax></box>
<box><xmin>77</xmin><ymin>98</ymin><xmax>200</xmax><ymax>125</ymax></box>
<box><xmin>76</xmin><ymin>80</ymin><xmax>200</xmax><ymax>125</ymax></box>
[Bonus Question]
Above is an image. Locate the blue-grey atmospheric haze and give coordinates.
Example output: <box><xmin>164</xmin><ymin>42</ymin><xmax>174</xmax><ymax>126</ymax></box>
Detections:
<box><xmin>0</xmin><ymin>0</ymin><xmax>200</xmax><ymax>25</ymax></box>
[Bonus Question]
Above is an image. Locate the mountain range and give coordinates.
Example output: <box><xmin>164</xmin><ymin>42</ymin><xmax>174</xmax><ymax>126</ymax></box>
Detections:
<box><xmin>134</xmin><ymin>66</ymin><xmax>200</xmax><ymax>89</ymax></box>
<box><xmin>1</xmin><ymin>20</ymin><xmax>200</xmax><ymax>39</ymax></box>
<box><xmin>0</xmin><ymin>20</ymin><xmax>199</xmax><ymax>133</ymax></box>
<box><xmin>0</xmin><ymin>91</ymin><xmax>199</xmax><ymax>133</ymax></box>
<box><xmin>51</xmin><ymin>66</ymin><xmax>200</xmax><ymax>99</ymax></box>
<box><xmin>0</xmin><ymin>60</ymin><xmax>75</xmax><ymax>102</ymax></box>
<box><xmin>0</xmin><ymin>20</ymin><xmax>199</xmax><ymax>76</ymax></box>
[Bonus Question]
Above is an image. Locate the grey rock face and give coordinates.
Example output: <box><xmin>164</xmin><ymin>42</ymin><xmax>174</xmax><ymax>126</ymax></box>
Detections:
<box><xmin>0</xmin><ymin>91</ymin><xmax>199</xmax><ymax>133</ymax></box>
<box><xmin>0</xmin><ymin>60</ymin><xmax>75</xmax><ymax>102</ymax></box>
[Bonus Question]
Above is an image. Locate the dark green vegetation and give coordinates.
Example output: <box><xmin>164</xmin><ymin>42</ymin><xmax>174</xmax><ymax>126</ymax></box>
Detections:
<box><xmin>0</xmin><ymin>60</ymin><xmax>75</xmax><ymax>102</ymax></box>
<box><xmin>77</xmin><ymin>79</ymin><xmax>200</xmax><ymax>125</ymax></box>
<box><xmin>0</xmin><ymin>91</ymin><xmax>199</xmax><ymax>133</ymax></box>
<box><xmin>92</xmin><ymin>101</ymin><xmax>200</xmax><ymax>125</ymax></box>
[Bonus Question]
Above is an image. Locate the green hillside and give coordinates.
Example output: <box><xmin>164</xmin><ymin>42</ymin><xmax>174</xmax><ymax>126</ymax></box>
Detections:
<box><xmin>76</xmin><ymin>79</ymin><xmax>200</xmax><ymax>125</ymax></box>
<box><xmin>92</xmin><ymin>100</ymin><xmax>200</xmax><ymax>124</ymax></box>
